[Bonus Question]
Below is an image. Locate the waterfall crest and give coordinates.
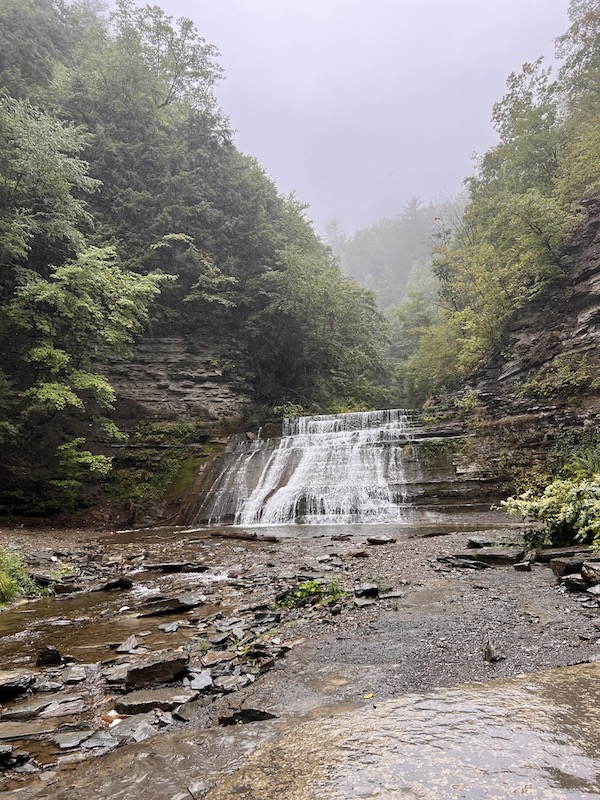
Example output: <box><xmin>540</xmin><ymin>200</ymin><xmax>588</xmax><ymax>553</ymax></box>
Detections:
<box><xmin>195</xmin><ymin>409</ymin><xmax>418</xmax><ymax>526</ymax></box>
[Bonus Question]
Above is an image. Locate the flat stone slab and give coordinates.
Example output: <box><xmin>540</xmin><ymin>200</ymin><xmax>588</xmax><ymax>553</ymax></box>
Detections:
<box><xmin>54</xmin><ymin>730</ymin><xmax>94</xmax><ymax>750</ymax></box>
<box><xmin>39</xmin><ymin>694</ymin><xmax>85</xmax><ymax>718</ymax></box>
<box><xmin>0</xmin><ymin>697</ymin><xmax>54</xmax><ymax>721</ymax></box>
<box><xmin>137</xmin><ymin>593</ymin><xmax>207</xmax><ymax>617</ymax></box>
<box><xmin>0</xmin><ymin>720</ymin><xmax>58</xmax><ymax>740</ymax></box>
<box><xmin>114</xmin><ymin>687</ymin><xmax>199</xmax><ymax>714</ymax></box>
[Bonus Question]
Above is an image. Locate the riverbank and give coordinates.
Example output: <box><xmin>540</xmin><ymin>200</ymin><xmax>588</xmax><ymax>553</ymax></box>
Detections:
<box><xmin>1</xmin><ymin>519</ymin><xmax>599</xmax><ymax>797</ymax></box>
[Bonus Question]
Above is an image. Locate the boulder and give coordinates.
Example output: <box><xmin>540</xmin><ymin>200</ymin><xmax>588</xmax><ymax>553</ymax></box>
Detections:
<box><xmin>35</xmin><ymin>645</ymin><xmax>61</xmax><ymax>667</ymax></box>
<box><xmin>124</xmin><ymin>650</ymin><xmax>189</xmax><ymax>690</ymax></box>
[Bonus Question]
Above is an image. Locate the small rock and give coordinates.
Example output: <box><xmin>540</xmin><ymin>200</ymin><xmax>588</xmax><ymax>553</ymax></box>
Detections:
<box><xmin>0</xmin><ymin>670</ymin><xmax>36</xmax><ymax>702</ymax></box>
<box><xmin>354</xmin><ymin>597</ymin><xmax>376</xmax><ymax>608</ymax></box>
<box><xmin>188</xmin><ymin>780</ymin><xmax>208</xmax><ymax>800</ymax></box>
<box><xmin>187</xmin><ymin>671</ymin><xmax>213</xmax><ymax>691</ymax></box>
<box><xmin>212</xmin><ymin>675</ymin><xmax>251</xmax><ymax>692</ymax></box>
<box><xmin>549</xmin><ymin>556</ymin><xmax>587</xmax><ymax>578</ymax></box>
<box><xmin>354</xmin><ymin>582</ymin><xmax>379</xmax><ymax>598</ymax></box>
<box><xmin>201</xmin><ymin>650</ymin><xmax>237</xmax><ymax>667</ymax></box>
<box><xmin>80</xmin><ymin>730</ymin><xmax>118</xmax><ymax>751</ymax></box>
<box><xmin>483</xmin><ymin>639</ymin><xmax>506</xmax><ymax>663</ymax></box>
<box><xmin>94</xmin><ymin>576</ymin><xmax>134</xmax><ymax>592</ymax></box>
<box><xmin>33</xmin><ymin>680</ymin><xmax>64</xmax><ymax>693</ymax></box>
<box><xmin>346</xmin><ymin>549</ymin><xmax>369</xmax><ymax>559</ymax></box>
<box><xmin>53</xmin><ymin>731</ymin><xmax>93</xmax><ymax>750</ymax></box>
<box><xmin>132</xmin><ymin>721</ymin><xmax>158</xmax><ymax>742</ymax></box>
<box><xmin>466</xmin><ymin>537</ymin><xmax>495</xmax><ymax>549</ymax></box>
<box><xmin>581</xmin><ymin>562</ymin><xmax>600</xmax><ymax>585</ymax></box>
<box><xmin>366</xmin><ymin>535</ymin><xmax>397</xmax><ymax>546</ymax></box>
<box><xmin>36</xmin><ymin>645</ymin><xmax>62</xmax><ymax>667</ymax></box>
<box><xmin>561</xmin><ymin>574</ymin><xmax>589</xmax><ymax>592</ymax></box>
<box><xmin>63</xmin><ymin>665</ymin><xmax>87</xmax><ymax>684</ymax></box>
<box><xmin>158</xmin><ymin>622</ymin><xmax>180</xmax><ymax>633</ymax></box>
<box><xmin>116</xmin><ymin>635</ymin><xmax>139</xmax><ymax>653</ymax></box>
<box><xmin>514</xmin><ymin>561</ymin><xmax>532</xmax><ymax>572</ymax></box>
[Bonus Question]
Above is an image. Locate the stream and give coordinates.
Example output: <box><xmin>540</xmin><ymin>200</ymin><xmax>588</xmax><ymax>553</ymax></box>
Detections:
<box><xmin>1</xmin><ymin>517</ymin><xmax>599</xmax><ymax>798</ymax></box>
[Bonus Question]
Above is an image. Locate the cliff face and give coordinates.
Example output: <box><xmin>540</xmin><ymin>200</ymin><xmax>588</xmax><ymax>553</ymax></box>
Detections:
<box><xmin>473</xmin><ymin>194</ymin><xmax>600</xmax><ymax>415</ymax></box>
<box><xmin>103</xmin><ymin>337</ymin><xmax>252</xmax><ymax>430</ymax></box>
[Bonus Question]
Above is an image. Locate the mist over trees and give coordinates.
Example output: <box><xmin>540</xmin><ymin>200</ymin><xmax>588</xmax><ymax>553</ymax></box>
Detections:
<box><xmin>382</xmin><ymin>0</ymin><xmax>600</xmax><ymax>406</ymax></box>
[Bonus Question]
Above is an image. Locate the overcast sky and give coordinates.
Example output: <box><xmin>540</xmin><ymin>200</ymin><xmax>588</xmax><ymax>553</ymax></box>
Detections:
<box><xmin>137</xmin><ymin>1</ymin><xmax>570</xmax><ymax>234</ymax></box>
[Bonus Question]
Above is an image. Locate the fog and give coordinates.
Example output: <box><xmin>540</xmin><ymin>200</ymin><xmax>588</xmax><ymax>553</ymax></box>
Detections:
<box><xmin>131</xmin><ymin>0</ymin><xmax>570</xmax><ymax>233</ymax></box>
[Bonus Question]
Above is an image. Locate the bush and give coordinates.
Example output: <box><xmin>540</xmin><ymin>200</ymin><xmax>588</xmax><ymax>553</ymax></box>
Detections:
<box><xmin>0</xmin><ymin>546</ymin><xmax>37</xmax><ymax>604</ymax></box>
<box><xmin>501</xmin><ymin>475</ymin><xmax>600</xmax><ymax>548</ymax></box>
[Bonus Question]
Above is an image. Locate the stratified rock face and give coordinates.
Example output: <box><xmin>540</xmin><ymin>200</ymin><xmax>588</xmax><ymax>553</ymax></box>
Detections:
<box><xmin>102</xmin><ymin>337</ymin><xmax>251</xmax><ymax>423</ymax></box>
<box><xmin>474</xmin><ymin>194</ymin><xmax>600</xmax><ymax>414</ymax></box>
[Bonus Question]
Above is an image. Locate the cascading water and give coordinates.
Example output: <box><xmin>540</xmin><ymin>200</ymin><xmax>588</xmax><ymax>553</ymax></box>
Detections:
<box><xmin>194</xmin><ymin>409</ymin><xmax>419</xmax><ymax>526</ymax></box>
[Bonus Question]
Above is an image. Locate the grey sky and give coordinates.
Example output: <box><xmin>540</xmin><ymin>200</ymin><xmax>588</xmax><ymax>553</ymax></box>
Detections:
<box><xmin>146</xmin><ymin>1</ymin><xmax>570</xmax><ymax>233</ymax></box>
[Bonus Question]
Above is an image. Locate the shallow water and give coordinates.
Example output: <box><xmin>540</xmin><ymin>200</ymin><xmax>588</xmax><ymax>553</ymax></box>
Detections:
<box><xmin>40</xmin><ymin>662</ymin><xmax>600</xmax><ymax>800</ymax></box>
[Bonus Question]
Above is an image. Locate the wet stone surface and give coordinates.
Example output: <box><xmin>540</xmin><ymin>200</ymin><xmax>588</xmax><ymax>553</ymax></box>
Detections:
<box><xmin>0</xmin><ymin>518</ymin><xmax>598</xmax><ymax>797</ymax></box>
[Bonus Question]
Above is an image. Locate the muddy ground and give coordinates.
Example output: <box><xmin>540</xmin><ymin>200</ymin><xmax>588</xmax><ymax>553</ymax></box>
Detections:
<box><xmin>0</xmin><ymin>520</ymin><xmax>599</xmax><ymax>798</ymax></box>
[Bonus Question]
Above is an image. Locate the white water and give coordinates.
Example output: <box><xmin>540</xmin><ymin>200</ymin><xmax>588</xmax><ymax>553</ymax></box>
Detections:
<box><xmin>197</xmin><ymin>409</ymin><xmax>418</xmax><ymax>526</ymax></box>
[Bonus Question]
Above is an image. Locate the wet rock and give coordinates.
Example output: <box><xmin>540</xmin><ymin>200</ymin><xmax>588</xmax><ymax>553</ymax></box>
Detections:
<box><xmin>53</xmin><ymin>731</ymin><xmax>94</xmax><ymax>750</ymax></box>
<box><xmin>210</xmin><ymin>530</ymin><xmax>280</xmax><ymax>543</ymax></box>
<box><xmin>0</xmin><ymin>696</ymin><xmax>54</xmax><ymax>721</ymax></box>
<box><xmin>186</xmin><ymin>671</ymin><xmax>213</xmax><ymax>691</ymax></box>
<box><xmin>561</xmin><ymin>574</ymin><xmax>589</xmax><ymax>592</ymax></box>
<box><xmin>35</xmin><ymin>645</ymin><xmax>62</xmax><ymax>667</ymax></box>
<box><xmin>212</xmin><ymin>675</ymin><xmax>251</xmax><ymax>693</ymax></box>
<box><xmin>218</xmin><ymin>708</ymin><xmax>278</xmax><ymax>726</ymax></box>
<box><xmin>115</xmin><ymin>687</ymin><xmax>199</xmax><ymax>714</ymax></box>
<box><xmin>116</xmin><ymin>635</ymin><xmax>139</xmax><ymax>654</ymax></box>
<box><xmin>467</xmin><ymin>536</ymin><xmax>496</xmax><ymax>549</ymax></box>
<box><xmin>63</xmin><ymin>665</ymin><xmax>87</xmax><ymax>684</ymax></box>
<box><xmin>124</xmin><ymin>650</ymin><xmax>189</xmax><ymax>690</ymax></box>
<box><xmin>581</xmin><ymin>562</ymin><xmax>600</xmax><ymax>585</ymax></box>
<box><xmin>158</xmin><ymin>622</ymin><xmax>180</xmax><ymax>633</ymax></box>
<box><xmin>201</xmin><ymin>650</ymin><xmax>237</xmax><ymax>667</ymax></box>
<box><xmin>39</xmin><ymin>694</ymin><xmax>85</xmax><ymax>717</ymax></box>
<box><xmin>93</xmin><ymin>576</ymin><xmax>134</xmax><ymax>592</ymax></box>
<box><xmin>354</xmin><ymin>582</ymin><xmax>379</xmax><ymax>598</ymax></box>
<box><xmin>146</xmin><ymin>562</ymin><xmax>209</xmax><ymax>574</ymax></box>
<box><xmin>138</xmin><ymin>592</ymin><xmax>207</xmax><ymax>617</ymax></box>
<box><xmin>33</xmin><ymin>679</ymin><xmax>64</xmax><ymax>693</ymax></box>
<box><xmin>366</xmin><ymin>535</ymin><xmax>397</xmax><ymax>546</ymax></box>
<box><xmin>0</xmin><ymin>670</ymin><xmax>35</xmax><ymax>702</ymax></box>
<box><xmin>514</xmin><ymin>560</ymin><xmax>532</xmax><ymax>572</ymax></box>
<box><xmin>80</xmin><ymin>730</ymin><xmax>119</xmax><ymax>751</ymax></box>
<box><xmin>550</xmin><ymin>556</ymin><xmax>588</xmax><ymax>578</ymax></box>
<box><xmin>0</xmin><ymin>720</ymin><xmax>58</xmax><ymax>740</ymax></box>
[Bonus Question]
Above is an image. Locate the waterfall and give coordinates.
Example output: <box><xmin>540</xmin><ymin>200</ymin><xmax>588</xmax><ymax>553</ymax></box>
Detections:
<box><xmin>195</xmin><ymin>409</ymin><xmax>418</xmax><ymax>526</ymax></box>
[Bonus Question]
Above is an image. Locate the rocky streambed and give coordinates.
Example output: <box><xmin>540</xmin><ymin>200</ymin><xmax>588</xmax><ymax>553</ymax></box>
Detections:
<box><xmin>0</xmin><ymin>519</ymin><xmax>600</xmax><ymax>798</ymax></box>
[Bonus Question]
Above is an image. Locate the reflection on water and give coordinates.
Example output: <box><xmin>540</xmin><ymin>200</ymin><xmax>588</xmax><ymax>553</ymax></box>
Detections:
<box><xmin>206</xmin><ymin>663</ymin><xmax>600</xmax><ymax>800</ymax></box>
<box><xmin>38</xmin><ymin>663</ymin><xmax>600</xmax><ymax>800</ymax></box>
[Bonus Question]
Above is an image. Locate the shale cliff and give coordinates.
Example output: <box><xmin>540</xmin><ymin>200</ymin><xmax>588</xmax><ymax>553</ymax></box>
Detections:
<box><xmin>454</xmin><ymin>194</ymin><xmax>600</xmax><ymax>488</ymax></box>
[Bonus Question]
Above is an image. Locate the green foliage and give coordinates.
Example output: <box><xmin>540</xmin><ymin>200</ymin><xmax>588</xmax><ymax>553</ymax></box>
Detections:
<box><xmin>391</xmin><ymin>2</ymin><xmax>600</xmax><ymax>406</ymax></box>
<box><xmin>0</xmin><ymin>546</ymin><xmax>37</xmax><ymax>604</ymax></box>
<box><xmin>518</xmin><ymin>354</ymin><xmax>599</xmax><ymax>401</ymax></box>
<box><xmin>502</xmin><ymin>475</ymin><xmax>600</xmax><ymax>548</ymax></box>
<box><xmin>275</xmin><ymin>579</ymin><xmax>348</xmax><ymax>609</ymax></box>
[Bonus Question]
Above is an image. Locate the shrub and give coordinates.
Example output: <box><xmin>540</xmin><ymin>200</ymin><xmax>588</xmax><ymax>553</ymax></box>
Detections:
<box><xmin>0</xmin><ymin>546</ymin><xmax>37</xmax><ymax>604</ymax></box>
<box><xmin>501</xmin><ymin>475</ymin><xmax>600</xmax><ymax>548</ymax></box>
